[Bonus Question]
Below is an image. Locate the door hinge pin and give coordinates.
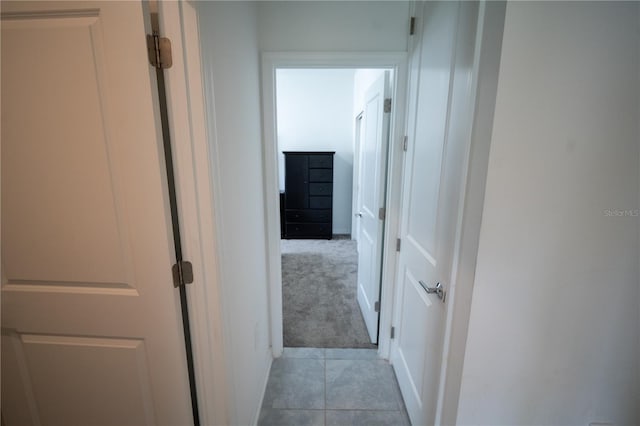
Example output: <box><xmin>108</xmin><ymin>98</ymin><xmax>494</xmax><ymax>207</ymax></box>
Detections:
<box><xmin>403</xmin><ymin>136</ymin><xmax>408</xmax><ymax>152</ymax></box>
<box><xmin>378</xmin><ymin>207</ymin><xmax>386</xmax><ymax>221</ymax></box>
<box><xmin>391</xmin><ymin>326</ymin><xmax>396</xmax><ymax>339</ymax></box>
<box><xmin>374</xmin><ymin>301</ymin><xmax>380</xmax><ymax>313</ymax></box>
<box><xmin>384</xmin><ymin>98</ymin><xmax>392</xmax><ymax>113</ymax></box>
<box><xmin>409</xmin><ymin>17</ymin><xmax>416</xmax><ymax>35</ymax></box>
<box><xmin>396</xmin><ymin>238</ymin><xmax>401</xmax><ymax>252</ymax></box>
<box><xmin>172</xmin><ymin>260</ymin><xmax>194</xmax><ymax>287</ymax></box>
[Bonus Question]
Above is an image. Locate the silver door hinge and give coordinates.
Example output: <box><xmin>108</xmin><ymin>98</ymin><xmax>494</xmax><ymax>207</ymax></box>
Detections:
<box><xmin>391</xmin><ymin>326</ymin><xmax>396</xmax><ymax>339</ymax></box>
<box><xmin>409</xmin><ymin>17</ymin><xmax>416</xmax><ymax>35</ymax></box>
<box><xmin>402</xmin><ymin>136</ymin><xmax>408</xmax><ymax>152</ymax></box>
<box><xmin>378</xmin><ymin>207</ymin><xmax>386</xmax><ymax>220</ymax></box>
<box><xmin>374</xmin><ymin>301</ymin><xmax>380</xmax><ymax>312</ymax></box>
<box><xmin>396</xmin><ymin>238</ymin><xmax>401</xmax><ymax>252</ymax></box>
<box><xmin>172</xmin><ymin>260</ymin><xmax>194</xmax><ymax>287</ymax></box>
<box><xmin>147</xmin><ymin>34</ymin><xmax>173</xmax><ymax>69</ymax></box>
<box><xmin>384</xmin><ymin>98</ymin><xmax>392</xmax><ymax>113</ymax></box>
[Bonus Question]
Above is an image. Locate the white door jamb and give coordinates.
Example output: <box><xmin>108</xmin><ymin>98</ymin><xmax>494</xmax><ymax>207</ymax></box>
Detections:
<box><xmin>158</xmin><ymin>2</ymin><xmax>231</xmax><ymax>425</ymax></box>
<box><xmin>260</xmin><ymin>52</ymin><xmax>408</xmax><ymax>359</ymax></box>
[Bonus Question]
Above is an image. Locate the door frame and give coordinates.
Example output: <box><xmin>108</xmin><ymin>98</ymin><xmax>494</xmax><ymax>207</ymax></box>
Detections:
<box><xmin>158</xmin><ymin>2</ymin><xmax>230</xmax><ymax>425</ymax></box>
<box><xmin>261</xmin><ymin>52</ymin><xmax>408</xmax><ymax>359</ymax></box>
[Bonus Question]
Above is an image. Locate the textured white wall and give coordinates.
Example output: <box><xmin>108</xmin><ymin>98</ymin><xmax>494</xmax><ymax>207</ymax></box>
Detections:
<box><xmin>276</xmin><ymin>69</ymin><xmax>355</xmax><ymax>235</ymax></box>
<box><xmin>197</xmin><ymin>3</ymin><xmax>272</xmax><ymax>425</ymax></box>
<box><xmin>457</xmin><ymin>2</ymin><xmax>640</xmax><ymax>425</ymax></box>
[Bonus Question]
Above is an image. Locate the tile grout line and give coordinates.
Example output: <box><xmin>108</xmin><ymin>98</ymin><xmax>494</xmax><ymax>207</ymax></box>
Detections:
<box><xmin>323</xmin><ymin>351</ymin><xmax>327</xmax><ymax>426</ymax></box>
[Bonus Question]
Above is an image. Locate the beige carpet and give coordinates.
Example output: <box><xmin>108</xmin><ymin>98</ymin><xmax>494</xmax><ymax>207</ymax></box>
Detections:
<box><xmin>281</xmin><ymin>238</ymin><xmax>376</xmax><ymax>348</ymax></box>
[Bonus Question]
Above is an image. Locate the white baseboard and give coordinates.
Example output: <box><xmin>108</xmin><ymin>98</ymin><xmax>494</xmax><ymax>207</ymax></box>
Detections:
<box><xmin>251</xmin><ymin>355</ymin><xmax>273</xmax><ymax>426</ymax></box>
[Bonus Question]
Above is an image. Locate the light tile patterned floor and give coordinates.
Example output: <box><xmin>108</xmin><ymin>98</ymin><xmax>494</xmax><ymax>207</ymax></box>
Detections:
<box><xmin>259</xmin><ymin>348</ymin><xmax>411</xmax><ymax>426</ymax></box>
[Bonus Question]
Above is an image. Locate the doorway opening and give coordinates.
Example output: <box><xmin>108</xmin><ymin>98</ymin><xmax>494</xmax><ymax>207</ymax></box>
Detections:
<box><xmin>274</xmin><ymin>67</ymin><xmax>394</xmax><ymax>349</ymax></box>
<box><xmin>259</xmin><ymin>54</ymin><xmax>410</xmax><ymax>425</ymax></box>
<box><xmin>261</xmin><ymin>52</ymin><xmax>408</xmax><ymax>359</ymax></box>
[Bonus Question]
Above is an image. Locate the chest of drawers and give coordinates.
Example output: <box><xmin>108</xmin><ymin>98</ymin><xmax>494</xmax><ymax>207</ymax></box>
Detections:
<box><xmin>282</xmin><ymin>151</ymin><xmax>334</xmax><ymax>239</ymax></box>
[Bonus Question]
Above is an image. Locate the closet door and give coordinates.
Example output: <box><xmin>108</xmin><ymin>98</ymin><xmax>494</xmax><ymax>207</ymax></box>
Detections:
<box><xmin>1</xmin><ymin>2</ymin><xmax>192</xmax><ymax>424</ymax></box>
<box><xmin>390</xmin><ymin>2</ymin><xmax>480</xmax><ymax>425</ymax></box>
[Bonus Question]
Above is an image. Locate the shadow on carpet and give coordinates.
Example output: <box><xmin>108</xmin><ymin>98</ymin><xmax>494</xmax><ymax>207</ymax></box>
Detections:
<box><xmin>281</xmin><ymin>239</ymin><xmax>376</xmax><ymax>348</ymax></box>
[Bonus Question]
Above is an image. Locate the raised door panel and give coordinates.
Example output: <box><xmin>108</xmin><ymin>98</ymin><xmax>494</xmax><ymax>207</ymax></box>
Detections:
<box><xmin>356</xmin><ymin>226</ymin><xmax>377</xmax><ymax>339</ymax></box>
<box><xmin>360</xmin><ymin>100</ymin><xmax>381</xmax><ymax>220</ymax></box>
<box><xmin>2</xmin><ymin>11</ymin><xmax>132</xmax><ymax>291</ymax></box>
<box><xmin>394</xmin><ymin>270</ymin><xmax>431</xmax><ymax>410</ymax></box>
<box><xmin>2</xmin><ymin>332</ymin><xmax>155</xmax><ymax>426</ymax></box>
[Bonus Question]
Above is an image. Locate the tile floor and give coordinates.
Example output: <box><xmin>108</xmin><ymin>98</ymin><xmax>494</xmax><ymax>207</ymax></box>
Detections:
<box><xmin>259</xmin><ymin>348</ymin><xmax>411</xmax><ymax>426</ymax></box>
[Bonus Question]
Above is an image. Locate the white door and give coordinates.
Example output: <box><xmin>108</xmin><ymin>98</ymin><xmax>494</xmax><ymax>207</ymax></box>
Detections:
<box><xmin>1</xmin><ymin>1</ymin><xmax>193</xmax><ymax>425</ymax></box>
<box><xmin>356</xmin><ymin>72</ymin><xmax>390</xmax><ymax>344</ymax></box>
<box><xmin>390</xmin><ymin>2</ymin><xmax>475</xmax><ymax>425</ymax></box>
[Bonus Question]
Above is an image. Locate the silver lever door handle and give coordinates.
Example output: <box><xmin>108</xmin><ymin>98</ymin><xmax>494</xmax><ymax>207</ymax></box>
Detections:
<box><xmin>418</xmin><ymin>281</ymin><xmax>446</xmax><ymax>302</ymax></box>
<box><xmin>354</xmin><ymin>212</ymin><xmax>363</xmax><ymax>217</ymax></box>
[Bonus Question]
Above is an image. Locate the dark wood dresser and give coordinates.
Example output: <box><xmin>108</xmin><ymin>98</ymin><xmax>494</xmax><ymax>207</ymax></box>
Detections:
<box><xmin>282</xmin><ymin>151</ymin><xmax>334</xmax><ymax>239</ymax></box>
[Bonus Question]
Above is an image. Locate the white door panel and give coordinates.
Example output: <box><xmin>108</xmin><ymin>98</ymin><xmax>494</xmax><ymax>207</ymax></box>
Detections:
<box><xmin>391</xmin><ymin>2</ymin><xmax>479</xmax><ymax>425</ymax></box>
<box><xmin>356</xmin><ymin>229</ymin><xmax>375</xmax><ymax>314</ymax></box>
<box><xmin>352</xmin><ymin>114</ymin><xmax>364</xmax><ymax>240</ymax></box>
<box><xmin>1</xmin><ymin>2</ymin><xmax>192</xmax><ymax>424</ymax></box>
<box><xmin>3</xmin><ymin>332</ymin><xmax>155</xmax><ymax>426</ymax></box>
<box><xmin>356</xmin><ymin>72</ymin><xmax>390</xmax><ymax>343</ymax></box>
<box><xmin>398</xmin><ymin>272</ymin><xmax>431</xmax><ymax>395</ymax></box>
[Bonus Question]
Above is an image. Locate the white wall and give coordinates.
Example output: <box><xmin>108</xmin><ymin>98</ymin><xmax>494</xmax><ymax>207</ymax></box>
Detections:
<box><xmin>457</xmin><ymin>2</ymin><xmax>640</xmax><ymax>425</ymax></box>
<box><xmin>257</xmin><ymin>1</ymin><xmax>410</xmax><ymax>52</ymax></box>
<box><xmin>197</xmin><ymin>3</ymin><xmax>272</xmax><ymax>425</ymax></box>
<box><xmin>276</xmin><ymin>69</ymin><xmax>356</xmax><ymax>235</ymax></box>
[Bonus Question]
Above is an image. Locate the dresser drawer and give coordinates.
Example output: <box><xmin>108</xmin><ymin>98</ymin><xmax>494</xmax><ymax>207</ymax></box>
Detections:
<box><xmin>286</xmin><ymin>223</ymin><xmax>331</xmax><ymax>238</ymax></box>
<box><xmin>308</xmin><ymin>154</ymin><xmax>333</xmax><ymax>168</ymax></box>
<box><xmin>286</xmin><ymin>209</ymin><xmax>331</xmax><ymax>223</ymax></box>
<box><xmin>309</xmin><ymin>168</ymin><xmax>332</xmax><ymax>182</ymax></box>
<box><xmin>309</xmin><ymin>182</ymin><xmax>332</xmax><ymax>196</ymax></box>
<box><xmin>309</xmin><ymin>196</ymin><xmax>332</xmax><ymax>209</ymax></box>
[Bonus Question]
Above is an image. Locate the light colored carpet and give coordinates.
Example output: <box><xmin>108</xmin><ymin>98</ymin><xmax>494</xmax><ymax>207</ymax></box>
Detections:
<box><xmin>281</xmin><ymin>239</ymin><xmax>376</xmax><ymax>348</ymax></box>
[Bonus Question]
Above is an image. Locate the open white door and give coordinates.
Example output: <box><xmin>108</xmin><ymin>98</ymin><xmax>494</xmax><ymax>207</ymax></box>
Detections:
<box><xmin>356</xmin><ymin>72</ymin><xmax>390</xmax><ymax>344</ymax></box>
<box><xmin>390</xmin><ymin>2</ymin><xmax>480</xmax><ymax>425</ymax></box>
<box><xmin>1</xmin><ymin>1</ymin><xmax>193</xmax><ymax>424</ymax></box>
